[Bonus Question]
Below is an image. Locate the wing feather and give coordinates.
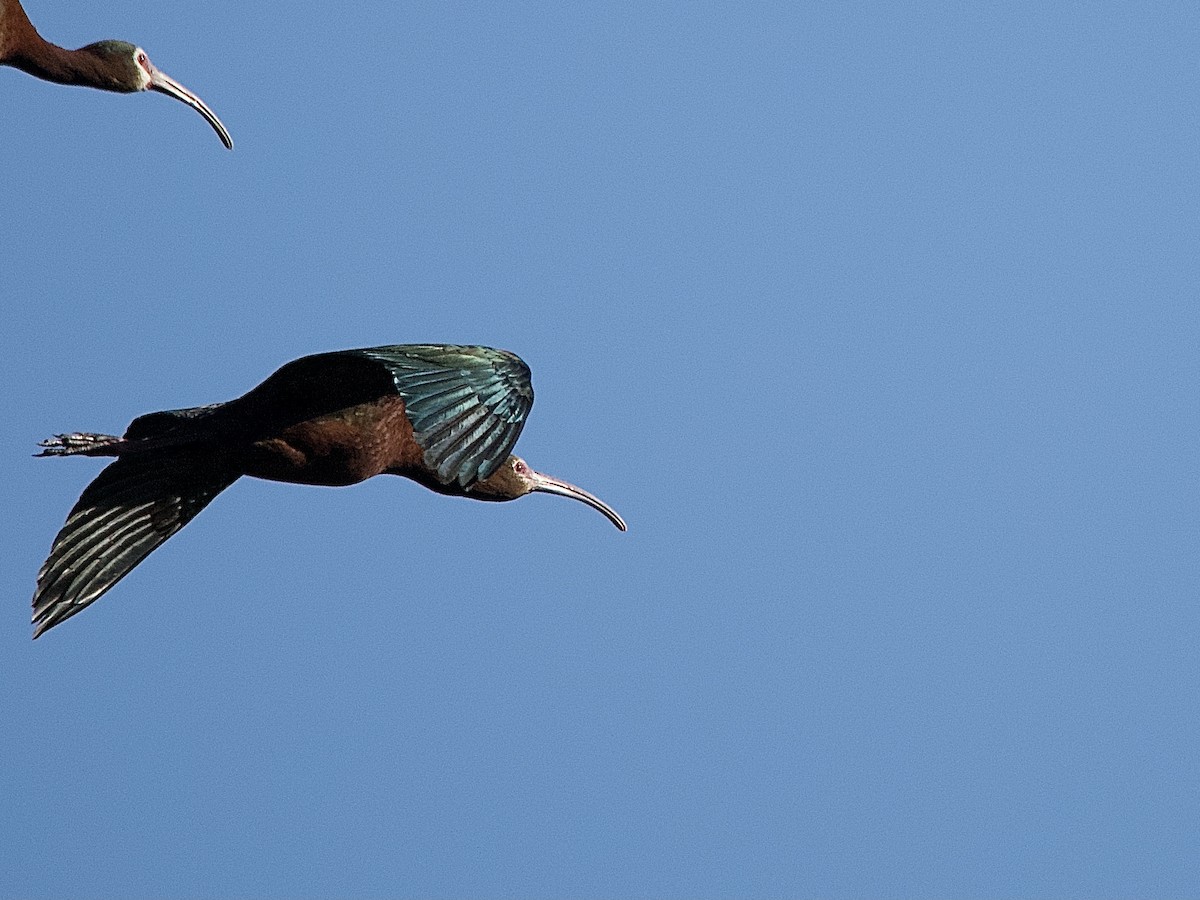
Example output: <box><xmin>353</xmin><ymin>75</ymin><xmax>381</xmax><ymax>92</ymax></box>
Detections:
<box><xmin>346</xmin><ymin>345</ymin><xmax>534</xmax><ymax>487</ymax></box>
<box><xmin>32</xmin><ymin>454</ymin><xmax>237</xmax><ymax>637</ymax></box>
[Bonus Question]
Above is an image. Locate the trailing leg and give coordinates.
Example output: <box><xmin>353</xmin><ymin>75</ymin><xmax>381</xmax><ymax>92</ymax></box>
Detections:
<box><xmin>36</xmin><ymin>433</ymin><xmax>125</xmax><ymax>457</ymax></box>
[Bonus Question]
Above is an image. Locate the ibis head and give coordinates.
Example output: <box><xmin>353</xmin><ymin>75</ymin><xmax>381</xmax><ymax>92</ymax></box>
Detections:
<box><xmin>468</xmin><ymin>455</ymin><xmax>627</xmax><ymax>531</ymax></box>
<box><xmin>76</xmin><ymin>41</ymin><xmax>232</xmax><ymax>148</ymax></box>
<box><xmin>0</xmin><ymin>0</ymin><xmax>232</xmax><ymax>148</ymax></box>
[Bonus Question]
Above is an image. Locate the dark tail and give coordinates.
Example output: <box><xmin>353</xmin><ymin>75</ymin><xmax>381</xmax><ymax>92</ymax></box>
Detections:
<box><xmin>32</xmin><ymin>453</ymin><xmax>238</xmax><ymax>638</ymax></box>
<box><xmin>36</xmin><ymin>403</ymin><xmax>230</xmax><ymax>460</ymax></box>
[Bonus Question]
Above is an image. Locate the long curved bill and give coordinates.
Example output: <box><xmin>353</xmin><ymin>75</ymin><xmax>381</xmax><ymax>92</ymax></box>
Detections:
<box><xmin>530</xmin><ymin>471</ymin><xmax>627</xmax><ymax>531</ymax></box>
<box><xmin>149</xmin><ymin>69</ymin><xmax>233</xmax><ymax>149</ymax></box>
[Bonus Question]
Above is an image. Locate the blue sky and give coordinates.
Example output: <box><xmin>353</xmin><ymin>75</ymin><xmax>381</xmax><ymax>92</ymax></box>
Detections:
<box><xmin>2</xmin><ymin>1</ymin><xmax>1198</xmax><ymax>896</ymax></box>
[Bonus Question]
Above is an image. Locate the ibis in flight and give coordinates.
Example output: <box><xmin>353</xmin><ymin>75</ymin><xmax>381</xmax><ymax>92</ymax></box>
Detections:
<box><xmin>1</xmin><ymin>0</ymin><xmax>231</xmax><ymax>147</ymax></box>
<box><xmin>32</xmin><ymin>345</ymin><xmax>626</xmax><ymax>637</ymax></box>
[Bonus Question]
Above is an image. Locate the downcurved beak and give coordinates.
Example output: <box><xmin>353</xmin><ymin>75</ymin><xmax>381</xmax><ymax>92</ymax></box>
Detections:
<box><xmin>149</xmin><ymin>69</ymin><xmax>233</xmax><ymax>149</ymax></box>
<box><xmin>530</xmin><ymin>471</ymin><xmax>627</xmax><ymax>531</ymax></box>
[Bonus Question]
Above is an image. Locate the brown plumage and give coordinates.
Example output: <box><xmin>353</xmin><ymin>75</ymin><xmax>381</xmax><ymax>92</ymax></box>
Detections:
<box><xmin>31</xmin><ymin>345</ymin><xmax>626</xmax><ymax>638</ymax></box>
<box><xmin>1</xmin><ymin>0</ymin><xmax>231</xmax><ymax>147</ymax></box>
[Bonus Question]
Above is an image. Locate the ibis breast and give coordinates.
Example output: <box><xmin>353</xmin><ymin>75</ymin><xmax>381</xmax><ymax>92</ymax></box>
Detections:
<box><xmin>241</xmin><ymin>395</ymin><xmax>424</xmax><ymax>487</ymax></box>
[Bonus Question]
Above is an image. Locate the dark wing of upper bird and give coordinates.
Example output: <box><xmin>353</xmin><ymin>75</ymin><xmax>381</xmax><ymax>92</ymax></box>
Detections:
<box><xmin>32</xmin><ymin>453</ymin><xmax>237</xmax><ymax>637</ymax></box>
<box><xmin>346</xmin><ymin>345</ymin><xmax>534</xmax><ymax>487</ymax></box>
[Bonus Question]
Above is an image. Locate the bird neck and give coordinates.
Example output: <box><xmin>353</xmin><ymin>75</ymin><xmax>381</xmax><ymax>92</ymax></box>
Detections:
<box><xmin>0</xmin><ymin>0</ymin><xmax>38</xmax><ymax>63</ymax></box>
<box><xmin>1</xmin><ymin>7</ymin><xmax>126</xmax><ymax>91</ymax></box>
<box><xmin>10</xmin><ymin>40</ymin><xmax>117</xmax><ymax>88</ymax></box>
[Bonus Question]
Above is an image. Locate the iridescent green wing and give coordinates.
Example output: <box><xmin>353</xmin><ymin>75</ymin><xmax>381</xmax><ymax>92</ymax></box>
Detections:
<box><xmin>349</xmin><ymin>345</ymin><xmax>534</xmax><ymax>487</ymax></box>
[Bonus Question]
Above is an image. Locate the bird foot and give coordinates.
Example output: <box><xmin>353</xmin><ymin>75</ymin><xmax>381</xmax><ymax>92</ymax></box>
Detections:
<box><xmin>35</xmin><ymin>433</ymin><xmax>122</xmax><ymax>457</ymax></box>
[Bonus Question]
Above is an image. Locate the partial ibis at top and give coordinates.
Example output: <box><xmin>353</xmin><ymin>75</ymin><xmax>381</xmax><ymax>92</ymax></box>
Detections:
<box><xmin>31</xmin><ymin>344</ymin><xmax>626</xmax><ymax>637</ymax></box>
<box><xmin>1</xmin><ymin>0</ymin><xmax>231</xmax><ymax>147</ymax></box>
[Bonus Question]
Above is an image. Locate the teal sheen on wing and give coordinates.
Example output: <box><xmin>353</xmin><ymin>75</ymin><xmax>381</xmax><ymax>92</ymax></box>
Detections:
<box><xmin>350</xmin><ymin>345</ymin><xmax>534</xmax><ymax>487</ymax></box>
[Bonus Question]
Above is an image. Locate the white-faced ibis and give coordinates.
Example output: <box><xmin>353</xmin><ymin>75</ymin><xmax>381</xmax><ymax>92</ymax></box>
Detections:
<box><xmin>32</xmin><ymin>345</ymin><xmax>626</xmax><ymax>637</ymax></box>
<box><xmin>1</xmin><ymin>0</ymin><xmax>231</xmax><ymax>148</ymax></box>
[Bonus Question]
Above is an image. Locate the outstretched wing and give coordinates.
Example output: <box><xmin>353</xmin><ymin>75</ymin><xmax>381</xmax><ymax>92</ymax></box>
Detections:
<box><xmin>348</xmin><ymin>345</ymin><xmax>534</xmax><ymax>487</ymax></box>
<box><xmin>33</xmin><ymin>454</ymin><xmax>237</xmax><ymax>638</ymax></box>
